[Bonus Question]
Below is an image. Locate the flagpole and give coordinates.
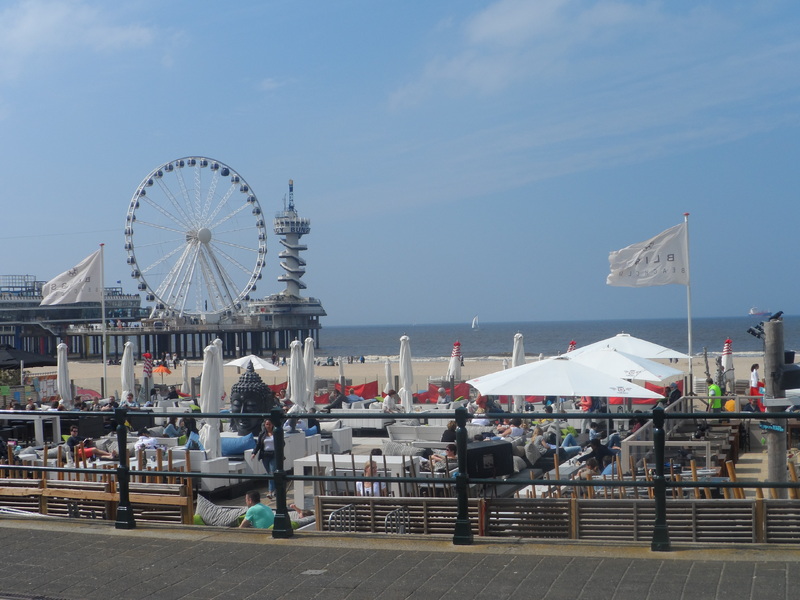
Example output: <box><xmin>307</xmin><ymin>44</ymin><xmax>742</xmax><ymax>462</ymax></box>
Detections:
<box><xmin>100</xmin><ymin>243</ymin><xmax>108</xmax><ymax>391</ymax></box>
<box><xmin>683</xmin><ymin>213</ymin><xmax>693</xmax><ymax>383</ymax></box>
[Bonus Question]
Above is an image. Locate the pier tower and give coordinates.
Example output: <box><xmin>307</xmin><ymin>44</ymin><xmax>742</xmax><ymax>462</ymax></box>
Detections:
<box><xmin>274</xmin><ymin>180</ymin><xmax>310</xmax><ymax>297</ymax></box>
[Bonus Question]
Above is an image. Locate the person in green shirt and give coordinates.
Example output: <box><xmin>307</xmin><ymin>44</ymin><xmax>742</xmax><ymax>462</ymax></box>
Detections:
<box><xmin>239</xmin><ymin>490</ymin><xmax>275</xmax><ymax>529</ymax></box>
<box><xmin>706</xmin><ymin>377</ymin><xmax>723</xmax><ymax>413</ymax></box>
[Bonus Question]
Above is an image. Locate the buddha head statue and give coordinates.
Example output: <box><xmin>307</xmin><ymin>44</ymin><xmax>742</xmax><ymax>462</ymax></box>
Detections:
<box><xmin>229</xmin><ymin>362</ymin><xmax>276</xmax><ymax>436</ymax></box>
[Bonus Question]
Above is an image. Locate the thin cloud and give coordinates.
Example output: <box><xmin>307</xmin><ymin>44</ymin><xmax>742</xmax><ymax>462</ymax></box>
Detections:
<box><xmin>0</xmin><ymin>0</ymin><xmax>155</xmax><ymax>81</ymax></box>
<box><xmin>259</xmin><ymin>77</ymin><xmax>287</xmax><ymax>92</ymax></box>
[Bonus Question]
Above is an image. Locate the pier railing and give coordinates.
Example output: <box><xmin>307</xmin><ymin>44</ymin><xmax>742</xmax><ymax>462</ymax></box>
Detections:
<box><xmin>2</xmin><ymin>406</ymin><xmax>799</xmax><ymax>551</ymax></box>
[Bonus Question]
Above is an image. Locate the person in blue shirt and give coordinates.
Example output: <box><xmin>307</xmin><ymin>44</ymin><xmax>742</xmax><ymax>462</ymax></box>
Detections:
<box><xmin>239</xmin><ymin>490</ymin><xmax>275</xmax><ymax>529</ymax></box>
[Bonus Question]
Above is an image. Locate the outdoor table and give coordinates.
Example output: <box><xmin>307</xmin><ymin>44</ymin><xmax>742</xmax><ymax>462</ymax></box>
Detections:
<box><xmin>0</xmin><ymin>411</ymin><xmax>61</xmax><ymax>446</ymax></box>
<box><xmin>292</xmin><ymin>453</ymin><xmax>419</xmax><ymax>509</ymax></box>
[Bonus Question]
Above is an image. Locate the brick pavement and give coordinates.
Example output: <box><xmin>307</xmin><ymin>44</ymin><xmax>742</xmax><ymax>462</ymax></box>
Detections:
<box><xmin>1</xmin><ymin>517</ymin><xmax>799</xmax><ymax>600</ymax></box>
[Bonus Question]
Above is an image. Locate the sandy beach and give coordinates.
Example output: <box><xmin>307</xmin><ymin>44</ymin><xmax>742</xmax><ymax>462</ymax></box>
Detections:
<box><xmin>26</xmin><ymin>353</ymin><xmax>763</xmax><ymax>403</ymax></box>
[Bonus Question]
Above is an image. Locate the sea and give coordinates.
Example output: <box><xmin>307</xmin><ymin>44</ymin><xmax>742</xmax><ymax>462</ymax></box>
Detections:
<box><xmin>317</xmin><ymin>316</ymin><xmax>800</xmax><ymax>361</ymax></box>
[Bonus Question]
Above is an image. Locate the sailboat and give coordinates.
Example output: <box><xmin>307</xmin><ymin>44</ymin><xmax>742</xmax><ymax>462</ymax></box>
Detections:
<box><xmin>471</xmin><ymin>315</ymin><xmax>479</xmax><ymax>330</ymax></box>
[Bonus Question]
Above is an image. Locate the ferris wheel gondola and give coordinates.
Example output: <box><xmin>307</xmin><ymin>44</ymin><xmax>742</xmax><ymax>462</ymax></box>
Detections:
<box><xmin>124</xmin><ymin>157</ymin><xmax>267</xmax><ymax>319</ymax></box>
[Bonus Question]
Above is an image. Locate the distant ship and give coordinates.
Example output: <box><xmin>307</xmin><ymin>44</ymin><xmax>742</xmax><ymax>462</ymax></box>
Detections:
<box><xmin>749</xmin><ymin>307</ymin><xmax>770</xmax><ymax>316</ymax></box>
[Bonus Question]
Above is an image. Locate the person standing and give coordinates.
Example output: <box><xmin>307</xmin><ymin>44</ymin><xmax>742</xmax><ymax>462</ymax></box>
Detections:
<box><xmin>750</xmin><ymin>364</ymin><xmax>764</xmax><ymax>411</ymax></box>
<box><xmin>706</xmin><ymin>377</ymin><xmax>723</xmax><ymax>413</ymax></box>
<box><xmin>253</xmin><ymin>419</ymin><xmax>277</xmax><ymax>498</ymax></box>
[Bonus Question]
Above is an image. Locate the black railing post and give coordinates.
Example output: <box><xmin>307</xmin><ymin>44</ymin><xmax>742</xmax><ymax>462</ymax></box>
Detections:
<box><xmin>452</xmin><ymin>406</ymin><xmax>473</xmax><ymax>545</ymax></box>
<box><xmin>270</xmin><ymin>407</ymin><xmax>293</xmax><ymax>538</ymax></box>
<box><xmin>114</xmin><ymin>408</ymin><xmax>135</xmax><ymax>529</ymax></box>
<box><xmin>651</xmin><ymin>406</ymin><xmax>670</xmax><ymax>551</ymax></box>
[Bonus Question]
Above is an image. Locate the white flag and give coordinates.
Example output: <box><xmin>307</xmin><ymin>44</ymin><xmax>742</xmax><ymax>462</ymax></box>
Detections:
<box><xmin>607</xmin><ymin>223</ymin><xmax>689</xmax><ymax>287</ymax></box>
<box><xmin>40</xmin><ymin>249</ymin><xmax>103</xmax><ymax>305</ymax></box>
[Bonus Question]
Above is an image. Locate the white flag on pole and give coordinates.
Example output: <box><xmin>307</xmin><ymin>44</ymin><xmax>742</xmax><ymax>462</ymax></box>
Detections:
<box><xmin>40</xmin><ymin>249</ymin><xmax>103</xmax><ymax>305</ymax></box>
<box><xmin>607</xmin><ymin>222</ymin><xmax>689</xmax><ymax>287</ymax></box>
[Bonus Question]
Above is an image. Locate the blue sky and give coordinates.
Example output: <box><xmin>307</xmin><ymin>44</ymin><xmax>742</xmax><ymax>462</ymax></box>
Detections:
<box><xmin>1</xmin><ymin>0</ymin><xmax>799</xmax><ymax>326</ymax></box>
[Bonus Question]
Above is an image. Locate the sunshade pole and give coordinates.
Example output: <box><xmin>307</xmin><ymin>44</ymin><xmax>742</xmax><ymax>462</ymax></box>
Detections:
<box><xmin>683</xmin><ymin>213</ymin><xmax>693</xmax><ymax>384</ymax></box>
<box><xmin>100</xmin><ymin>243</ymin><xmax>108</xmax><ymax>390</ymax></box>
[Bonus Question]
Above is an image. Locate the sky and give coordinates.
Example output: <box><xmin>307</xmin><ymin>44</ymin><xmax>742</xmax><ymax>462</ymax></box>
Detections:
<box><xmin>1</xmin><ymin>0</ymin><xmax>799</xmax><ymax>327</ymax></box>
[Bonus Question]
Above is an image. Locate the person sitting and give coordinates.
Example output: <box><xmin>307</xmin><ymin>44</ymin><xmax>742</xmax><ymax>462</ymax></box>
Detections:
<box><xmin>163</xmin><ymin>416</ymin><xmax>182</xmax><ymax>438</ymax></box>
<box><xmin>239</xmin><ymin>490</ymin><xmax>275</xmax><ymax>529</ymax></box>
<box><xmin>183</xmin><ymin>417</ymin><xmax>205</xmax><ymax>451</ymax></box>
<box><xmin>356</xmin><ymin>460</ymin><xmax>388</xmax><ymax>496</ymax></box>
<box><xmin>429</xmin><ymin>444</ymin><xmax>459</xmax><ymax>474</ymax></box>
<box><xmin>120</xmin><ymin>391</ymin><xmax>139</xmax><ymax>409</ymax></box>
<box><xmin>666</xmin><ymin>382</ymin><xmax>682</xmax><ymax>406</ymax></box>
<box><xmin>320</xmin><ymin>389</ymin><xmax>346</xmax><ymax>412</ymax></box>
<box><xmin>382</xmin><ymin>390</ymin><xmax>403</xmax><ymax>413</ymax></box>
<box><xmin>576</xmin><ymin>438</ymin><xmax>617</xmax><ymax>465</ymax></box>
<box><xmin>441</xmin><ymin>420</ymin><xmax>457</xmax><ymax>443</ymax></box>
<box><xmin>531</xmin><ymin>425</ymin><xmax>581</xmax><ymax>459</ymax></box>
<box><xmin>65</xmin><ymin>426</ymin><xmax>116</xmax><ymax>461</ymax></box>
<box><xmin>166</xmin><ymin>386</ymin><xmax>180</xmax><ymax>401</ymax></box>
<box><xmin>471</xmin><ymin>408</ymin><xmax>491</xmax><ymax>426</ymax></box>
<box><xmin>575</xmin><ymin>458</ymin><xmax>601</xmax><ymax>497</ymax></box>
<box><xmin>494</xmin><ymin>418</ymin><xmax>525</xmax><ymax>439</ymax></box>
<box><xmin>346</xmin><ymin>388</ymin><xmax>363</xmax><ymax>404</ymax></box>
<box><xmin>435</xmin><ymin>387</ymin><xmax>451</xmax><ymax>404</ymax></box>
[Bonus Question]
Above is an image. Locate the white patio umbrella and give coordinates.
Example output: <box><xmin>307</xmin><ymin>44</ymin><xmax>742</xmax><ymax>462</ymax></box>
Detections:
<box><xmin>721</xmin><ymin>338</ymin><xmax>735</xmax><ymax>393</ymax></box>
<box><xmin>181</xmin><ymin>359</ymin><xmax>191</xmax><ymax>396</ymax></box>
<box><xmin>56</xmin><ymin>342</ymin><xmax>73</xmax><ymax>409</ymax></box>
<box><xmin>338</xmin><ymin>357</ymin><xmax>345</xmax><ymax>394</ymax></box>
<box><xmin>511</xmin><ymin>333</ymin><xmax>526</xmax><ymax>412</ymax></box>
<box><xmin>225</xmin><ymin>354</ymin><xmax>280</xmax><ymax>371</ymax></box>
<box><xmin>569</xmin><ymin>347</ymin><xmax>683</xmax><ymax>382</ymax></box>
<box><xmin>445</xmin><ymin>341</ymin><xmax>462</xmax><ymax>381</ymax></box>
<box><xmin>569</xmin><ymin>333</ymin><xmax>690</xmax><ymax>360</ymax></box>
<box><xmin>213</xmin><ymin>338</ymin><xmax>224</xmax><ymax>401</ymax></box>
<box><xmin>384</xmin><ymin>358</ymin><xmax>393</xmax><ymax>394</ymax></box>
<box><xmin>303</xmin><ymin>337</ymin><xmax>316</xmax><ymax>409</ymax></box>
<box><xmin>467</xmin><ymin>355</ymin><xmax>664</xmax><ymax>399</ymax></box>
<box><xmin>398</xmin><ymin>335</ymin><xmax>415</xmax><ymax>412</ymax></box>
<box><xmin>502</xmin><ymin>358</ymin><xmax>509</xmax><ymax>370</ymax></box>
<box><xmin>288</xmin><ymin>340</ymin><xmax>308</xmax><ymax>411</ymax></box>
<box><xmin>199</xmin><ymin>341</ymin><xmax>223</xmax><ymax>459</ymax></box>
<box><xmin>121</xmin><ymin>342</ymin><xmax>135</xmax><ymax>400</ymax></box>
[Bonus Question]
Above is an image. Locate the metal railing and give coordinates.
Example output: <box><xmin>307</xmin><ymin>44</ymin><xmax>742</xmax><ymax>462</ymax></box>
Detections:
<box><xmin>2</xmin><ymin>405</ymin><xmax>799</xmax><ymax>551</ymax></box>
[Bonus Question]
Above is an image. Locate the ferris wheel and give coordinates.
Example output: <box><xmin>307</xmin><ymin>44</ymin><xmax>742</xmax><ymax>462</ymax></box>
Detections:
<box><xmin>124</xmin><ymin>157</ymin><xmax>267</xmax><ymax>318</ymax></box>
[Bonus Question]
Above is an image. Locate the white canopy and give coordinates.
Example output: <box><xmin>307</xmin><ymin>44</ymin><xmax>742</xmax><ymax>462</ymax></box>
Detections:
<box><xmin>569</xmin><ymin>333</ymin><xmax>690</xmax><ymax>360</ymax></box>
<box><xmin>225</xmin><ymin>354</ymin><xmax>280</xmax><ymax>371</ymax></box>
<box><xmin>569</xmin><ymin>347</ymin><xmax>683</xmax><ymax>382</ymax></box>
<box><xmin>467</xmin><ymin>355</ymin><xmax>664</xmax><ymax>399</ymax></box>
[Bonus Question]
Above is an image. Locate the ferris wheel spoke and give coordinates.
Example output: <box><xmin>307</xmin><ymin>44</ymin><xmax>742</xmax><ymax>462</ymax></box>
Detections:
<box><xmin>177</xmin><ymin>245</ymin><xmax>202</xmax><ymax>315</ymax></box>
<box><xmin>202</xmin><ymin>244</ymin><xmax>242</xmax><ymax>307</ymax></box>
<box><xmin>134</xmin><ymin>219</ymin><xmax>190</xmax><ymax>236</ymax></box>
<box><xmin>140</xmin><ymin>243</ymin><xmax>186</xmax><ymax>277</ymax></box>
<box><xmin>210</xmin><ymin>243</ymin><xmax>257</xmax><ymax>276</ymax></box>
<box><xmin>152</xmin><ymin>243</ymin><xmax>195</xmax><ymax>301</ymax></box>
<box><xmin>142</xmin><ymin>191</ymin><xmax>193</xmax><ymax>231</ymax></box>
<box><xmin>155</xmin><ymin>177</ymin><xmax>196</xmax><ymax>228</ymax></box>
<box><xmin>158</xmin><ymin>243</ymin><xmax>197</xmax><ymax>310</ymax></box>
<box><xmin>207</xmin><ymin>202</ymin><xmax>249</xmax><ymax>231</ymax></box>
<box><xmin>197</xmin><ymin>249</ymin><xmax>233</xmax><ymax>312</ymax></box>
<box><xmin>212</xmin><ymin>238</ymin><xmax>260</xmax><ymax>253</ymax></box>
<box><xmin>201</xmin><ymin>169</ymin><xmax>222</xmax><ymax>226</ymax></box>
<box><xmin>205</xmin><ymin>183</ymin><xmax>239</xmax><ymax>226</ymax></box>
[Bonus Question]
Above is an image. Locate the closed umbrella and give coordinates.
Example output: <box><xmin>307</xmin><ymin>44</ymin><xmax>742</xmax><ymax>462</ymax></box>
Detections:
<box><xmin>121</xmin><ymin>342</ymin><xmax>135</xmax><ymax>400</ymax></box>
<box><xmin>181</xmin><ymin>359</ymin><xmax>191</xmax><ymax>395</ymax></box>
<box><xmin>467</xmin><ymin>355</ymin><xmax>664</xmax><ymax>399</ymax></box>
<box><xmin>56</xmin><ymin>342</ymin><xmax>73</xmax><ymax>409</ymax></box>
<box><xmin>304</xmin><ymin>337</ymin><xmax>316</xmax><ymax>408</ymax></box>
<box><xmin>398</xmin><ymin>335</ymin><xmax>414</xmax><ymax>412</ymax></box>
<box><xmin>338</xmin><ymin>357</ymin><xmax>345</xmax><ymax>394</ymax></box>
<box><xmin>445</xmin><ymin>341</ymin><xmax>462</xmax><ymax>381</ymax></box>
<box><xmin>225</xmin><ymin>354</ymin><xmax>280</xmax><ymax>371</ymax></box>
<box><xmin>199</xmin><ymin>341</ymin><xmax>222</xmax><ymax>459</ymax></box>
<box><xmin>511</xmin><ymin>333</ymin><xmax>526</xmax><ymax>412</ymax></box>
<box><xmin>502</xmin><ymin>358</ymin><xmax>509</xmax><ymax>370</ymax></box>
<box><xmin>384</xmin><ymin>358</ymin><xmax>393</xmax><ymax>394</ymax></box>
<box><xmin>721</xmin><ymin>338</ymin><xmax>735</xmax><ymax>393</ymax></box>
<box><xmin>213</xmin><ymin>338</ymin><xmax>224</xmax><ymax>403</ymax></box>
<box><xmin>569</xmin><ymin>347</ymin><xmax>683</xmax><ymax>382</ymax></box>
<box><xmin>288</xmin><ymin>340</ymin><xmax>307</xmax><ymax>411</ymax></box>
